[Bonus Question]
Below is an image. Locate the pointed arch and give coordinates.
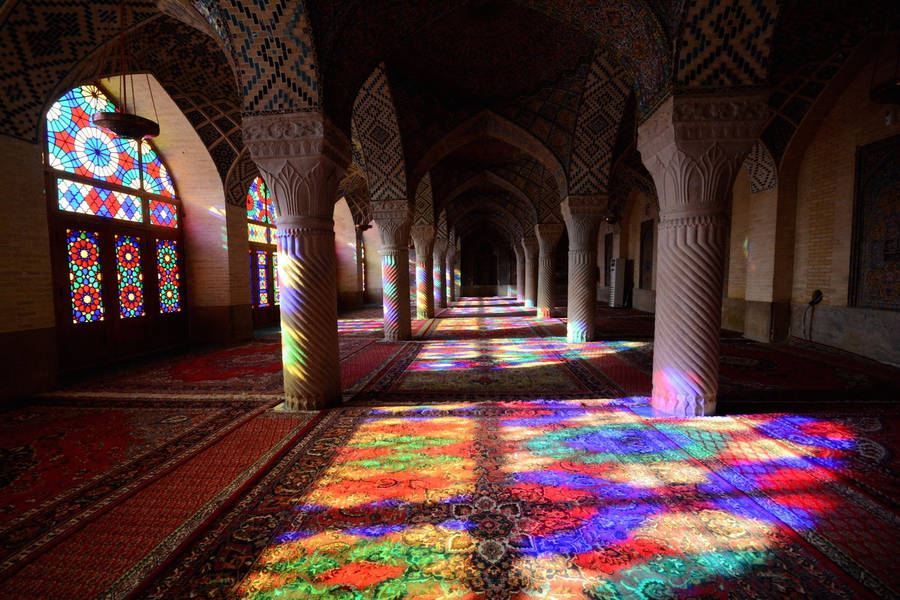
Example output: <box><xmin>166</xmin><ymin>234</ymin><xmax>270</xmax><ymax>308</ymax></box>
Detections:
<box><xmin>352</xmin><ymin>63</ymin><xmax>408</xmax><ymax>202</ymax></box>
<box><xmin>414</xmin><ymin>110</ymin><xmax>569</xmax><ymax>197</ymax></box>
<box><xmin>442</xmin><ymin>171</ymin><xmax>538</xmax><ymax>225</ymax></box>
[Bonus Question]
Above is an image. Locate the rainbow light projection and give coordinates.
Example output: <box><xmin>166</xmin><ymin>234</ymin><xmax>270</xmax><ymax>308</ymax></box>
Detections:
<box><xmin>338</xmin><ymin>318</ymin><xmax>384</xmax><ymax>336</ymax></box>
<box><xmin>273</xmin><ymin>251</ymin><xmax>280</xmax><ymax>306</ymax></box>
<box><xmin>433</xmin><ymin>265</ymin><xmax>443</xmax><ymax>307</ymax></box>
<box><xmin>236</xmin><ymin>400</ymin><xmax>889</xmax><ymax>599</ymax></box>
<box><xmin>416</xmin><ymin>261</ymin><xmax>430</xmax><ymax>319</ymax></box>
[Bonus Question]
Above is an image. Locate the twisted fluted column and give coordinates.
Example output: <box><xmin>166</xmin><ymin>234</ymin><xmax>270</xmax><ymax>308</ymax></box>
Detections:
<box><xmin>535</xmin><ymin>224</ymin><xmax>564</xmax><ymax>318</ymax></box>
<box><xmin>562</xmin><ymin>197</ymin><xmax>605</xmax><ymax>343</ymax></box>
<box><xmin>638</xmin><ymin>92</ymin><xmax>768</xmax><ymax>416</ymax></box>
<box><xmin>446</xmin><ymin>243</ymin><xmax>457</xmax><ymax>303</ymax></box>
<box><xmin>244</xmin><ymin>112</ymin><xmax>349</xmax><ymax>409</ymax></box>
<box><xmin>410</xmin><ymin>225</ymin><xmax>436</xmax><ymax>319</ymax></box>
<box><xmin>372</xmin><ymin>200</ymin><xmax>413</xmax><ymax>340</ymax></box>
<box><xmin>433</xmin><ymin>238</ymin><xmax>447</xmax><ymax>309</ymax></box>
<box><xmin>521</xmin><ymin>237</ymin><xmax>538</xmax><ymax>308</ymax></box>
<box><xmin>513</xmin><ymin>244</ymin><xmax>525</xmax><ymax>303</ymax></box>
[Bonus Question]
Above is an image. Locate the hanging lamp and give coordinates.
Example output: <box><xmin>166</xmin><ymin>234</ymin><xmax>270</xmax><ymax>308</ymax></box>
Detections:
<box><xmin>92</xmin><ymin>0</ymin><xmax>160</xmax><ymax>139</ymax></box>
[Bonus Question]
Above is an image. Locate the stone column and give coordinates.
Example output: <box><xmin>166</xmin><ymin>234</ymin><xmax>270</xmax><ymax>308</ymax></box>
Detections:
<box><xmin>561</xmin><ymin>197</ymin><xmax>605</xmax><ymax>343</ymax></box>
<box><xmin>410</xmin><ymin>225</ymin><xmax>436</xmax><ymax>319</ymax></box>
<box><xmin>513</xmin><ymin>243</ymin><xmax>526</xmax><ymax>303</ymax></box>
<box><xmin>638</xmin><ymin>92</ymin><xmax>768</xmax><ymax>416</ymax></box>
<box><xmin>446</xmin><ymin>242</ymin><xmax>457</xmax><ymax>303</ymax></box>
<box><xmin>244</xmin><ymin>112</ymin><xmax>349</xmax><ymax>410</ymax></box>
<box><xmin>535</xmin><ymin>223</ymin><xmax>564</xmax><ymax>318</ymax></box>
<box><xmin>433</xmin><ymin>237</ymin><xmax>447</xmax><ymax>309</ymax></box>
<box><xmin>521</xmin><ymin>236</ymin><xmax>538</xmax><ymax>308</ymax></box>
<box><xmin>372</xmin><ymin>200</ymin><xmax>413</xmax><ymax>341</ymax></box>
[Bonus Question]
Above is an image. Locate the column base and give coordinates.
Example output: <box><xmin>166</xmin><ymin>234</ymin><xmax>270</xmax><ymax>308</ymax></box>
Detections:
<box><xmin>536</xmin><ymin>307</ymin><xmax>553</xmax><ymax>318</ymax></box>
<box><xmin>566</xmin><ymin>329</ymin><xmax>591</xmax><ymax>344</ymax></box>
<box><xmin>283</xmin><ymin>392</ymin><xmax>340</xmax><ymax>411</ymax></box>
<box><xmin>651</xmin><ymin>389</ymin><xmax>716</xmax><ymax>417</ymax></box>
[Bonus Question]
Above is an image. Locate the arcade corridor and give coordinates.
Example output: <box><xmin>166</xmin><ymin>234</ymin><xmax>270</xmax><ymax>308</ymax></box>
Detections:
<box><xmin>1</xmin><ymin>297</ymin><xmax>898</xmax><ymax>599</ymax></box>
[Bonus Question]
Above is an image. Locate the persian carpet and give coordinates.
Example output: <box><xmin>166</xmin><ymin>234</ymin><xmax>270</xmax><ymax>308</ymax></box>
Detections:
<box><xmin>0</xmin><ymin>406</ymin><xmax>319</xmax><ymax>600</ymax></box>
<box><xmin>350</xmin><ymin>338</ymin><xmax>625</xmax><ymax>403</ymax></box>
<box><xmin>0</xmin><ymin>397</ymin><xmax>271</xmax><ymax>576</ymax></box>
<box><xmin>138</xmin><ymin>400</ymin><xmax>900</xmax><ymax>599</ymax></box>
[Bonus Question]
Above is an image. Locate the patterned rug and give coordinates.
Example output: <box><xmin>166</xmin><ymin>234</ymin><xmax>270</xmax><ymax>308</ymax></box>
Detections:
<box><xmin>0</xmin><ymin>397</ymin><xmax>278</xmax><ymax>580</ymax></box>
<box><xmin>350</xmin><ymin>338</ymin><xmax>625</xmax><ymax>403</ymax></box>
<box><xmin>0</xmin><ymin>403</ymin><xmax>319</xmax><ymax>599</ymax></box>
<box><xmin>138</xmin><ymin>400</ymin><xmax>900</xmax><ymax>599</ymax></box>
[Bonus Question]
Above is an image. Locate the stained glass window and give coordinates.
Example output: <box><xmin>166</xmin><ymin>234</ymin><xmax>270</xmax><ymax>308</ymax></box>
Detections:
<box><xmin>115</xmin><ymin>235</ymin><xmax>144</xmax><ymax>318</ymax></box>
<box><xmin>248</xmin><ymin>223</ymin><xmax>270</xmax><ymax>244</ymax></box>
<box><xmin>49</xmin><ymin>84</ymin><xmax>184</xmax><ymax>328</ymax></box>
<box><xmin>273</xmin><ymin>251</ymin><xmax>280</xmax><ymax>305</ymax></box>
<box><xmin>257</xmin><ymin>250</ymin><xmax>270</xmax><ymax>307</ymax></box>
<box><xmin>247</xmin><ymin>176</ymin><xmax>276</xmax><ymax>244</ymax></box>
<box><xmin>157</xmin><ymin>239</ymin><xmax>181</xmax><ymax>313</ymax></box>
<box><xmin>46</xmin><ymin>86</ymin><xmax>141</xmax><ymax>189</ymax></box>
<box><xmin>141</xmin><ymin>141</ymin><xmax>176</xmax><ymax>198</ymax></box>
<box><xmin>67</xmin><ymin>229</ymin><xmax>104</xmax><ymax>323</ymax></box>
<box><xmin>57</xmin><ymin>178</ymin><xmax>143</xmax><ymax>222</ymax></box>
<box><xmin>149</xmin><ymin>199</ymin><xmax>178</xmax><ymax>228</ymax></box>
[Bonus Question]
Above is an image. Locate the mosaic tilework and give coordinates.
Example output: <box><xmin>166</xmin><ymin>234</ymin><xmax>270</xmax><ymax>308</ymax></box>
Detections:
<box><xmin>225</xmin><ymin>150</ymin><xmax>261</xmax><ymax>208</ymax></box>
<box><xmin>201</xmin><ymin>0</ymin><xmax>321</xmax><ymax>114</ymax></box>
<box><xmin>517</xmin><ymin>0</ymin><xmax>671</xmax><ymax>116</ymax></box>
<box><xmin>677</xmin><ymin>0</ymin><xmax>779</xmax><ymax>87</ymax></box>
<box><xmin>743</xmin><ymin>140</ymin><xmax>778</xmax><ymax>194</ymax></box>
<box><xmin>352</xmin><ymin>64</ymin><xmax>408</xmax><ymax>202</ymax></box>
<box><xmin>0</xmin><ymin>0</ymin><xmax>158</xmax><ymax>141</ymax></box>
<box><xmin>413</xmin><ymin>173</ymin><xmax>434</xmax><ymax>226</ymax></box>
<box><xmin>448</xmin><ymin>193</ymin><xmax>528</xmax><ymax>242</ymax></box>
<box><xmin>568</xmin><ymin>52</ymin><xmax>631</xmax><ymax>195</ymax></box>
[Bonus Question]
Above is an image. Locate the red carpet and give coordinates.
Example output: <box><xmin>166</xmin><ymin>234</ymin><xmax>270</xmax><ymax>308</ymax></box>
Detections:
<box><xmin>0</xmin><ymin>407</ymin><xmax>319</xmax><ymax>599</ymax></box>
<box><xmin>138</xmin><ymin>402</ymin><xmax>900</xmax><ymax>599</ymax></box>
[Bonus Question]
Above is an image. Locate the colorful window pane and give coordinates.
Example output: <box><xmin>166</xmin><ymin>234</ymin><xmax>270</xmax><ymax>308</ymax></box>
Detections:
<box><xmin>141</xmin><ymin>141</ymin><xmax>177</xmax><ymax>198</ymax></box>
<box><xmin>248</xmin><ymin>223</ymin><xmax>271</xmax><ymax>244</ymax></box>
<box><xmin>257</xmin><ymin>250</ymin><xmax>269</xmax><ymax>307</ymax></box>
<box><xmin>156</xmin><ymin>239</ymin><xmax>182</xmax><ymax>313</ymax></box>
<box><xmin>115</xmin><ymin>235</ymin><xmax>144</xmax><ymax>318</ymax></box>
<box><xmin>246</xmin><ymin>176</ymin><xmax>273</xmax><ymax>224</ymax></box>
<box><xmin>46</xmin><ymin>85</ymin><xmax>140</xmax><ymax>188</ymax></box>
<box><xmin>57</xmin><ymin>178</ymin><xmax>143</xmax><ymax>222</ymax></box>
<box><xmin>67</xmin><ymin>229</ymin><xmax>104</xmax><ymax>323</ymax></box>
<box><xmin>273</xmin><ymin>251</ymin><xmax>280</xmax><ymax>305</ymax></box>
<box><xmin>149</xmin><ymin>199</ymin><xmax>178</xmax><ymax>228</ymax></box>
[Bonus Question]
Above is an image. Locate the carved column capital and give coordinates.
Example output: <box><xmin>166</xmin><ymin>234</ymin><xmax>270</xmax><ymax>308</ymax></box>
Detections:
<box><xmin>244</xmin><ymin>112</ymin><xmax>351</xmax><ymax>219</ymax></box>
<box><xmin>637</xmin><ymin>92</ymin><xmax>769</xmax><ymax>216</ymax></box>
<box><xmin>535</xmin><ymin>223</ymin><xmax>565</xmax><ymax>254</ymax></box>
<box><xmin>410</xmin><ymin>224</ymin><xmax>436</xmax><ymax>250</ymax></box>
<box><xmin>521</xmin><ymin>236</ymin><xmax>539</xmax><ymax>259</ymax></box>
<box><xmin>561</xmin><ymin>195</ymin><xmax>608</xmax><ymax>250</ymax></box>
<box><xmin>372</xmin><ymin>199</ymin><xmax>412</xmax><ymax>250</ymax></box>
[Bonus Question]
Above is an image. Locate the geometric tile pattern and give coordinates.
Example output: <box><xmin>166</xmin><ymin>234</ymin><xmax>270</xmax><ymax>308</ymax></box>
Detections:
<box><xmin>0</xmin><ymin>0</ymin><xmax>159</xmax><ymax>141</ymax></box>
<box><xmin>352</xmin><ymin>64</ymin><xmax>408</xmax><ymax>202</ymax></box>
<box><xmin>196</xmin><ymin>0</ymin><xmax>321</xmax><ymax>115</ymax></box>
<box><xmin>517</xmin><ymin>0</ymin><xmax>670</xmax><ymax>116</ymax></box>
<box><xmin>413</xmin><ymin>173</ymin><xmax>434</xmax><ymax>226</ymax></box>
<box><xmin>743</xmin><ymin>140</ymin><xmax>778</xmax><ymax>194</ymax></box>
<box><xmin>677</xmin><ymin>0</ymin><xmax>780</xmax><ymax>87</ymax></box>
<box><xmin>568</xmin><ymin>51</ymin><xmax>631</xmax><ymax>195</ymax></box>
<box><xmin>225</xmin><ymin>149</ymin><xmax>261</xmax><ymax>208</ymax></box>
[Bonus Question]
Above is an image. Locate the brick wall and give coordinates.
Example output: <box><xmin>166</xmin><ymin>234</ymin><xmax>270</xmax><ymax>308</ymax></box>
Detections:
<box><xmin>0</xmin><ymin>136</ymin><xmax>53</xmax><ymax>334</ymax></box>
<box><xmin>792</xmin><ymin>50</ymin><xmax>900</xmax><ymax>307</ymax></box>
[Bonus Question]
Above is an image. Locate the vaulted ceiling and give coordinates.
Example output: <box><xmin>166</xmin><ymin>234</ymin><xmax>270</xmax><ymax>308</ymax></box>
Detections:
<box><xmin>1</xmin><ymin>0</ymin><xmax>896</xmax><ymax>239</ymax></box>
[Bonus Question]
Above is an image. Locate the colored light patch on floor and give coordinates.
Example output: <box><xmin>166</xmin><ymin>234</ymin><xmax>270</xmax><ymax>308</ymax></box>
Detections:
<box><xmin>396</xmin><ymin>339</ymin><xmax>586</xmax><ymax>393</ymax></box>
<box><xmin>231</xmin><ymin>403</ymin><xmax>900</xmax><ymax>599</ymax></box>
<box><xmin>339</xmin><ymin>318</ymin><xmax>384</xmax><ymax>336</ymax></box>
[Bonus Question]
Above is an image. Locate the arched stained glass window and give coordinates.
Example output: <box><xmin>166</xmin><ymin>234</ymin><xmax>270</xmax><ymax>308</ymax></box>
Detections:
<box><xmin>46</xmin><ymin>83</ymin><xmax>183</xmax><ymax>333</ymax></box>
<box><xmin>247</xmin><ymin>176</ymin><xmax>279</xmax><ymax>309</ymax></box>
